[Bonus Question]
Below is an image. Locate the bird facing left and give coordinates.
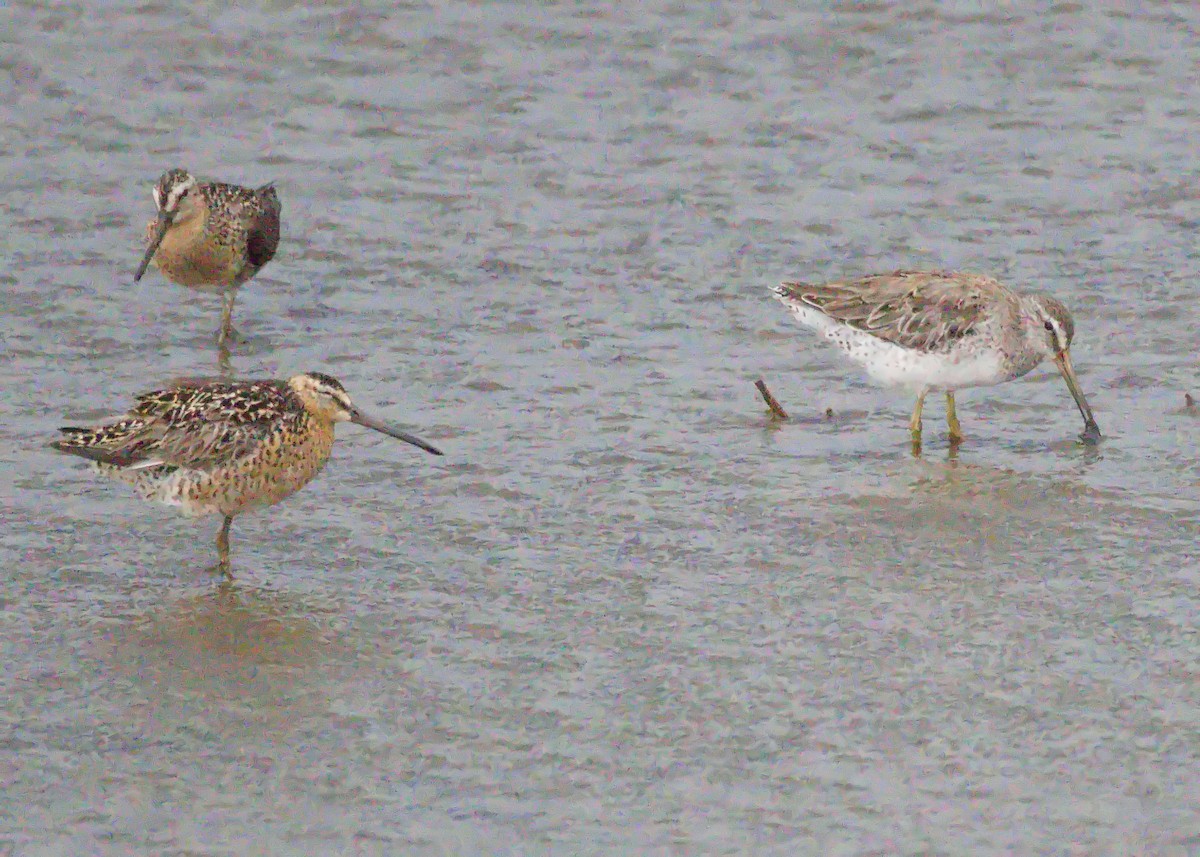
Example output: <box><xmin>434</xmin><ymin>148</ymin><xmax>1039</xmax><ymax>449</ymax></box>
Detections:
<box><xmin>50</xmin><ymin>373</ymin><xmax>443</xmax><ymax>576</ymax></box>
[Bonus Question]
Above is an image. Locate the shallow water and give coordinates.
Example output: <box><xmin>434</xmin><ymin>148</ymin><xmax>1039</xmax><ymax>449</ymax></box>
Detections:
<box><xmin>3</xmin><ymin>2</ymin><xmax>1199</xmax><ymax>854</ymax></box>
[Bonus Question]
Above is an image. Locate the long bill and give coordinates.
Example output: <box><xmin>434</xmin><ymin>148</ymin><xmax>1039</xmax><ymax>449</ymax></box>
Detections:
<box><xmin>1053</xmin><ymin>349</ymin><xmax>1101</xmax><ymax>444</ymax></box>
<box><xmin>351</xmin><ymin>408</ymin><xmax>443</xmax><ymax>456</ymax></box>
<box><xmin>134</xmin><ymin>210</ymin><xmax>172</xmax><ymax>282</ymax></box>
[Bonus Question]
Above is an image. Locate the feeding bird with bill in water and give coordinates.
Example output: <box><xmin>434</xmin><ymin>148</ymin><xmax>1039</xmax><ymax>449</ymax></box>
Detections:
<box><xmin>772</xmin><ymin>270</ymin><xmax>1101</xmax><ymax>447</ymax></box>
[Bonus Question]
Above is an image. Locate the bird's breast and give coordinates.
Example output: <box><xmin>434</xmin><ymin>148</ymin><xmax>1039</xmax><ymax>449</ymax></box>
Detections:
<box><xmin>147</xmin><ymin>214</ymin><xmax>242</xmax><ymax>289</ymax></box>
<box><xmin>131</xmin><ymin>419</ymin><xmax>338</xmax><ymax>518</ymax></box>
<box><xmin>221</xmin><ymin>420</ymin><xmax>337</xmax><ymax>514</ymax></box>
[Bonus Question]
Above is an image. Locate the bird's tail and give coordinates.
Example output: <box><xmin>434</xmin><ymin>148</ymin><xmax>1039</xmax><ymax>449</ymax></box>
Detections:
<box><xmin>772</xmin><ymin>281</ymin><xmax>810</xmax><ymax>305</ymax></box>
<box><xmin>48</xmin><ymin>420</ymin><xmax>150</xmax><ymax>468</ymax></box>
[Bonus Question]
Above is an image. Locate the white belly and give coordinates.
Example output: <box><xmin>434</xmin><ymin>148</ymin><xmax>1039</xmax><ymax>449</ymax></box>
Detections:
<box><xmin>784</xmin><ymin>302</ymin><xmax>1009</xmax><ymax>392</ymax></box>
<box><xmin>102</xmin><ymin>463</ymin><xmax>220</xmax><ymax>517</ymax></box>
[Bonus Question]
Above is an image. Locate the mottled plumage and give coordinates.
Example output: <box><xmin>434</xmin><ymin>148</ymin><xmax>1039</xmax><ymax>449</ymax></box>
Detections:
<box><xmin>772</xmin><ymin>270</ymin><xmax>1100</xmax><ymax>445</ymax></box>
<box><xmin>134</xmin><ymin>168</ymin><xmax>282</xmax><ymax>345</ymax></box>
<box><xmin>51</xmin><ymin>373</ymin><xmax>442</xmax><ymax>574</ymax></box>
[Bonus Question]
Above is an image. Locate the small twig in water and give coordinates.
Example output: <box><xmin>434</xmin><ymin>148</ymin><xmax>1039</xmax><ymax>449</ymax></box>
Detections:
<box><xmin>1186</xmin><ymin>392</ymin><xmax>1195</xmax><ymax>409</ymax></box>
<box><xmin>755</xmin><ymin>378</ymin><xmax>789</xmax><ymax>420</ymax></box>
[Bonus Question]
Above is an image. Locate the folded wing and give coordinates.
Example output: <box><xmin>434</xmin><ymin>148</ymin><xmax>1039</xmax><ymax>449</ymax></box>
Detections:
<box><xmin>778</xmin><ymin>270</ymin><xmax>1006</xmax><ymax>353</ymax></box>
<box><xmin>52</xmin><ymin>381</ymin><xmax>287</xmax><ymax>472</ymax></box>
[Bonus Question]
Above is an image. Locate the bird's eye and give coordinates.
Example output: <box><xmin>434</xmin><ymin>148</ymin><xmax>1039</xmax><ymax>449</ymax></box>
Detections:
<box><xmin>1043</xmin><ymin>320</ymin><xmax>1054</xmax><ymax>332</ymax></box>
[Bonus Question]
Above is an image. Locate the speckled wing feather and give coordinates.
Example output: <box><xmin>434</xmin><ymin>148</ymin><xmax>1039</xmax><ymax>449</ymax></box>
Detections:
<box><xmin>245</xmin><ymin>183</ymin><xmax>281</xmax><ymax>269</ymax></box>
<box><xmin>53</xmin><ymin>380</ymin><xmax>294</xmax><ymax>471</ymax></box>
<box><xmin>52</xmin><ymin>418</ymin><xmax>157</xmax><ymax>466</ymax></box>
<box><xmin>198</xmin><ymin>181</ymin><xmax>281</xmax><ymax>274</ymax></box>
<box><xmin>777</xmin><ymin>270</ymin><xmax>1010</xmax><ymax>352</ymax></box>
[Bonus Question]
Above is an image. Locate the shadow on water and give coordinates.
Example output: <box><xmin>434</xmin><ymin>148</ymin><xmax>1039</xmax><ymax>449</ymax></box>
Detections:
<box><xmin>89</xmin><ymin>579</ymin><xmax>354</xmax><ymax>737</ymax></box>
<box><xmin>7</xmin><ymin>1</ymin><xmax>1200</xmax><ymax>850</ymax></box>
<box><xmin>761</xmin><ymin>431</ymin><xmax>1113</xmax><ymax>540</ymax></box>
<box><xmin>904</xmin><ymin>448</ymin><xmax>1100</xmax><ymax>501</ymax></box>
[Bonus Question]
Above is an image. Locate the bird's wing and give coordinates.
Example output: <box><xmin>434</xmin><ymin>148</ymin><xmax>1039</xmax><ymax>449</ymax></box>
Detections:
<box><xmin>245</xmin><ymin>185</ymin><xmax>281</xmax><ymax>268</ymax></box>
<box><xmin>51</xmin><ymin>418</ymin><xmax>159</xmax><ymax>467</ymax></box>
<box><xmin>778</xmin><ymin>270</ymin><xmax>1006</xmax><ymax>352</ymax></box>
<box><xmin>52</xmin><ymin>380</ymin><xmax>290</xmax><ymax>470</ymax></box>
<box><xmin>100</xmin><ymin>382</ymin><xmax>282</xmax><ymax>469</ymax></box>
<box><xmin>140</xmin><ymin>415</ymin><xmax>278</xmax><ymax>471</ymax></box>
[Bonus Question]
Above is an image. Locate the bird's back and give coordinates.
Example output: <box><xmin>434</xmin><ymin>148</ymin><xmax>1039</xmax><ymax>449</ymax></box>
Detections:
<box><xmin>200</xmin><ymin>181</ymin><xmax>281</xmax><ymax>283</ymax></box>
<box><xmin>51</xmin><ymin>380</ymin><xmax>335</xmax><ymax>517</ymax></box>
<box><xmin>774</xmin><ymin>270</ymin><xmax>1016</xmax><ymax>354</ymax></box>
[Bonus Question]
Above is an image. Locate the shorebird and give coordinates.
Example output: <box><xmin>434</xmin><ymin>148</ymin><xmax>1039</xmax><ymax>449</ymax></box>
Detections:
<box><xmin>50</xmin><ymin>372</ymin><xmax>442</xmax><ymax>575</ymax></box>
<box><xmin>133</xmin><ymin>168</ymin><xmax>281</xmax><ymax>346</ymax></box>
<box><xmin>771</xmin><ymin>270</ymin><xmax>1101</xmax><ymax>445</ymax></box>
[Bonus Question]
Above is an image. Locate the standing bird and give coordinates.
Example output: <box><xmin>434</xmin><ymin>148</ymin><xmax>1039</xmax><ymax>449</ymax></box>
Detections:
<box><xmin>133</xmin><ymin>168</ymin><xmax>281</xmax><ymax>347</ymax></box>
<box><xmin>771</xmin><ymin>270</ymin><xmax>1101</xmax><ymax>446</ymax></box>
<box><xmin>50</xmin><ymin>372</ymin><xmax>442</xmax><ymax>575</ymax></box>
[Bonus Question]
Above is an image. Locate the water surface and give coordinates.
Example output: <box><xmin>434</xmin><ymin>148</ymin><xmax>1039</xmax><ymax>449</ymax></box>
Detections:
<box><xmin>2</xmin><ymin>2</ymin><xmax>1199</xmax><ymax>854</ymax></box>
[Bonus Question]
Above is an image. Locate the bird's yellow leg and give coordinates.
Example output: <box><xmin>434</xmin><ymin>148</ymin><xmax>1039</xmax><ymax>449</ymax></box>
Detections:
<box><xmin>909</xmin><ymin>390</ymin><xmax>927</xmax><ymax>441</ymax></box>
<box><xmin>946</xmin><ymin>391</ymin><xmax>964</xmax><ymax>444</ymax></box>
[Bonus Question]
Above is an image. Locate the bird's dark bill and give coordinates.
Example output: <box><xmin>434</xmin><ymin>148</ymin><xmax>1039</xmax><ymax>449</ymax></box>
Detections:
<box><xmin>1054</xmin><ymin>351</ymin><xmax>1101</xmax><ymax>444</ymax></box>
<box><xmin>351</xmin><ymin>410</ymin><xmax>443</xmax><ymax>456</ymax></box>
<box><xmin>134</xmin><ymin>213</ymin><xmax>171</xmax><ymax>282</ymax></box>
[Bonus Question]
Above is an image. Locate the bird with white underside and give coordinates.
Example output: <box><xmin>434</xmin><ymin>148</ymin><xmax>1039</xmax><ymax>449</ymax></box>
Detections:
<box><xmin>771</xmin><ymin>270</ymin><xmax>1101</xmax><ymax>445</ymax></box>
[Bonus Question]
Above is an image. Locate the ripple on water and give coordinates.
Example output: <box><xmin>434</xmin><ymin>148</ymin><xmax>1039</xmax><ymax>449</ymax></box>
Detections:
<box><xmin>2</xmin><ymin>1</ymin><xmax>1200</xmax><ymax>853</ymax></box>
